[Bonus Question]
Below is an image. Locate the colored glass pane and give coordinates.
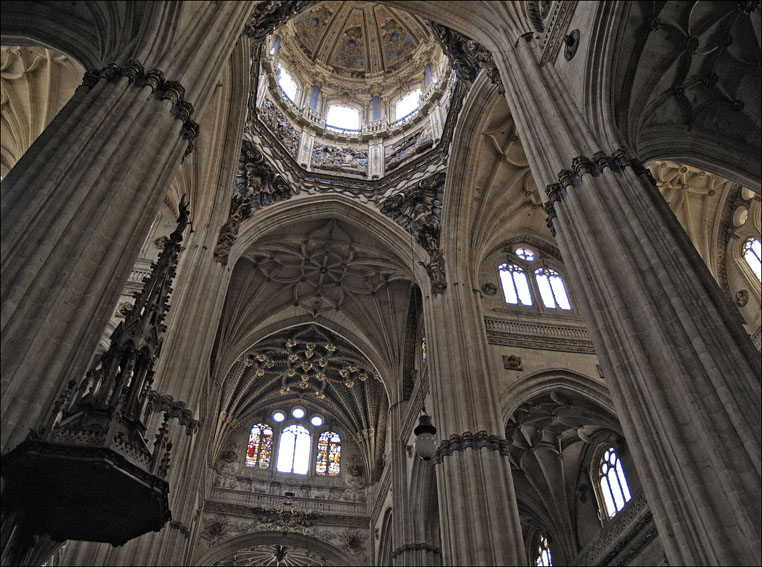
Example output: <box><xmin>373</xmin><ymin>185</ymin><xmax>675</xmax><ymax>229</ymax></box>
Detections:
<box><xmin>246</xmin><ymin>423</ymin><xmax>273</xmax><ymax>469</ymax></box>
<box><xmin>316</xmin><ymin>431</ymin><xmax>341</xmax><ymax>476</ymax></box>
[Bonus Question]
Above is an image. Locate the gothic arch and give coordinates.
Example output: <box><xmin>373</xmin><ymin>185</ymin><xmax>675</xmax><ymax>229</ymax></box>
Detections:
<box><xmin>500</xmin><ymin>368</ymin><xmax>617</xmax><ymax>426</ymax></box>
<box><xmin>194</xmin><ymin>530</ymin><xmax>353</xmax><ymax>566</ymax></box>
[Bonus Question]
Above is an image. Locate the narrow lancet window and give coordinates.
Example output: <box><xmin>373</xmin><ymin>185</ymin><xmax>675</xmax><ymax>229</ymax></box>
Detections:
<box><xmin>599</xmin><ymin>447</ymin><xmax>631</xmax><ymax>518</ymax></box>
<box><xmin>245</xmin><ymin>423</ymin><xmax>273</xmax><ymax>469</ymax></box>
<box><xmin>316</xmin><ymin>431</ymin><xmax>341</xmax><ymax>476</ymax></box>
<box><xmin>277</xmin><ymin>424</ymin><xmax>311</xmax><ymax>474</ymax></box>
<box><xmin>743</xmin><ymin>237</ymin><xmax>761</xmax><ymax>280</ymax></box>
<box><xmin>535</xmin><ymin>267</ymin><xmax>571</xmax><ymax>310</ymax></box>
<box><xmin>499</xmin><ymin>263</ymin><xmax>533</xmax><ymax>306</ymax></box>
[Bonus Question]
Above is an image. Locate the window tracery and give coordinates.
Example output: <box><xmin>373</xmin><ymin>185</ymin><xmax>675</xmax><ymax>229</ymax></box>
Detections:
<box><xmin>277</xmin><ymin>424</ymin><xmax>311</xmax><ymax>475</ymax></box>
<box><xmin>499</xmin><ymin>263</ymin><xmax>533</xmax><ymax>306</ymax></box>
<box><xmin>534</xmin><ymin>267</ymin><xmax>571</xmax><ymax>310</ymax></box>
<box><xmin>316</xmin><ymin>431</ymin><xmax>341</xmax><ymax>476</ymax></box>
<box><xmin>598</xmin><ymin>447</ymin><xmax>631</xmax><ymax>518</ymax></box>
<box><xmin>245</xmin><ymin>423</ymin><xmax>274</xmax><ymax>469</ymax></box>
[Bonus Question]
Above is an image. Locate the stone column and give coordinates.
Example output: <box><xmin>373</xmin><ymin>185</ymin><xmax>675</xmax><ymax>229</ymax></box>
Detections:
<box><xmin>56</xmin><ymin>31</ymin><xmax>251</xmax><ymax>566</ymax></box>
<box><xmin>492</xmin><ymin>31</ymin><xmax>761</xmax><ymax>566</ymax></box>
<box><xmin>422</xmin><ymin>280</ymin><xmax>525</xmax><ymax>566</ymax></box>
<box><xmin>388</xmin><ymin>401</ymin><xmax>413</xmax><ymax>566</ymax></box>
<box><xmin>0</xmin><ymin>1</ymin><xmax>252</xmax><ymax>454</ymax></box>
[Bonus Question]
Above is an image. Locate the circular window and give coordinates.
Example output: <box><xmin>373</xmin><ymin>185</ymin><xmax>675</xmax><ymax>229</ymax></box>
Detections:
<box><xmin>292</xmin><ymin>407</ymin><xmax>306</xmax><ymax>419</ymax></box>
<box><xmin>272</xmin><ymin>410</ymin><xmax>286</xmax><ymax>422</ymax></box>
<box><xmin>515</xmin><ymin>247</ymin><xmax>535</xmax><ymax>261</ymax></box>
<box><xmin>310</xmin><ymin>415</ymin><xmax>324</xmax><ymax>427</ymax></box>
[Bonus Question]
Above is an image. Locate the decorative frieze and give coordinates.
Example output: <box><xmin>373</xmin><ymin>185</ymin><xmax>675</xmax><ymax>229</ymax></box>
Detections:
<box><xmin>147</xmin><ymin>391</ymin><xmax>200</xmax><ymax>435</ymax></box>
<box><xmin>434</xmin><ymin>431</ymin><xmax>510</xmax><ymax>464</ymax></box>
<box><xmin>539</xmin><ymin>1</ymin><xmax>579</xmax><ymax>66</ymax></box>
<box><xmin>79</xmin><ymin>61</ymin><xmax>198</xmax><ymax>157</ymax></box>
<box><xmin>485</xmin><ymin>316</ymin><xmax>595</xmax><ymax>354</ymax></box>
<box><xmin>243</xmin><ymin>1</ymin><xmax>316</xmax><ymax>42</ymax></box>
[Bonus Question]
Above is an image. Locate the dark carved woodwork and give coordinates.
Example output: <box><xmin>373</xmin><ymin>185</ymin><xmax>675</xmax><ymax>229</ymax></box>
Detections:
<box><xmin>2</xmin><ymin>198</ymin><xmax>194</xmax><ymax>549</ymax></box>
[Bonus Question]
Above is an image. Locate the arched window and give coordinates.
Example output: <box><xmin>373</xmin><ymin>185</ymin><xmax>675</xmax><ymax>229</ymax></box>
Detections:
<box><xmin>316</xmin><ymin>431</ymin><xmax>342</xmax><ymax>476</ymax></box>
<box><xmin>276</xmin><ymin>424</ymin><xmax>311</xmax><ymax>474</ymax></box>
<box><xmin>535</xmin><ymin>534</ymin><xmax>553</xmax><ymax>566</ymax></box>
<box><xmin>499</xmin><ymin>263</ymin><xmax>533</xmax><ymax>306</ymax></box>
<box><xmin>599</xmin><ymin>447</ymin><xmax>631</xmax><ymax>518</ymax></box>
<box><xmin>743</xmin><ymin>237</ymin><xmax>761</xmax><ymax>280</ymax></box>
<box><xmin>534</xmin><ymin>267</ymin><xmax>572</xmax><ymax>310</ymax></box>
<box><xmin>516</xmin><ymin>247</ymin><xmax>535</xmax><ymax>261</ymax></box>
<box><xmin>277</xmin><ymin>65</ymin><xmax>297</xmax><ymax>102</ymax></box>
<box><xmin>396</xmin><ymin>89</ymin><xmax>422</xmax><ymax>121</ymax></box>
<box><xmin>245</xmin><ymin>423</ymin><xmax>273</xmax><ymax>469</ymax></box>
<box><xmin>326</xmin><ymin>105</ymin><xmax>360</xmax><ymax>132</ymax></box>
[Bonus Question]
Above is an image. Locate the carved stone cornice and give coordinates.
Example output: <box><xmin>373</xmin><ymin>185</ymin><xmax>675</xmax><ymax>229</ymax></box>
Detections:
<box><xmin>243</xmin><ymin>1</ymin><xmax>316</xmax><ymax>42</ymax></box>
<box><xmin>574</xmin><ymin>492</ymin><xmax>656</xmax><ymax>566</ymax></box>
<box><xmin>544</xmin><ymin>150</ymin><xmax>657</xmax><ymax>234</ymax></box>
<box><xmin>213</xmin><ymin>139</ymin><xmax>294</xmax><ymax>264</ymax></box>
<box><xmin>434</xmin><ymin>431</ymin><xmax>510</xmax><ymax>464</ymax></box>
<box><xmin>79</xmin><ymin>61</ymin><xmax>199</xmax><ymax>157</ymax></box>
<box><xmin>426</xmin><ymin>20</ymin><xmax>504</xmax><ymax>94</ymax></box>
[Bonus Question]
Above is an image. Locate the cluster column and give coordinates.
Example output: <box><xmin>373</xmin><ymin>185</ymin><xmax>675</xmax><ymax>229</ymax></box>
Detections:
<box><xmin>492</xmin><ymin>31</ymin><xmax>761</xmax><ymax>566</ymax></box>
<box><xmin>0</xmin><ymin>1</ymin><xmax>252</xmax><ymax>454</ymax></box>
<box><xmin>422</xmin><ymin>280</ymin><xmax>525</xmax><ymax>566</ymax></box>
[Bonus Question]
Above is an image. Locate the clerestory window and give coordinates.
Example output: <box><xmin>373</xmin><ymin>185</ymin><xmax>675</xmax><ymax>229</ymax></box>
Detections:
<box><xmin>598</xmin><ymin>447</ymin><xmax>632</xmax><ymax>518</ymax></box>
<box><xmin>326</xmin><ymin>105</ymin><xmax>360</xmax><ymax>132</ymax></box>
<box><xmin>277</xmin><ymin>424</ymin><xmax>311</xmax><ymax>474</ymax></box>
<box><xmin>743</xmin><ymin>237</ymin><xmax>761</xmax><ymax>280</ymax></box>
<box><xmin>395</xmin><ymin>89</ymin><xmax>422</xmax><ymax>121</ymax></box>
<box><xmin>499</xmin><ymin>263</ymin><xmax>533</xmax><ymax>306</ymax></box>
<box><xmin>535</xmin><ymin>267</ymin><xmax>572</xmax><ymax>310</ymax></box>
<box><xmin>277</xmin><ymin>65</ymin><xmax>298</xmax><ymax>102</ymax></box>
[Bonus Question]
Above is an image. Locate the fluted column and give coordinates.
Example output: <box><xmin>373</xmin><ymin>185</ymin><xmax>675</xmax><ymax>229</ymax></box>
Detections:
<box><xmin>0</xmin><ymin>1</ymin><xmax>252</xmax><ymax>454</ymax></box>
<box><xmin>492</xmin><ymin>28</ymin><xmax>761</xmax><ymax>566</ymax></box>
<box><xmin>422</xmin><ymin>281</ymin><xmax>525</xmax><ymax>566</ymax></box>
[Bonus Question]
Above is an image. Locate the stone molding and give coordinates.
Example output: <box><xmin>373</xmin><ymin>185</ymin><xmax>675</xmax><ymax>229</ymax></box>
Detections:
<box><xmin>243</xmin><ymin>1</ymin><xmax>315</xmax><ymax>42</ymax></box>
<box><xmin>544</xmin><ymin>149</ymin><xmax>655</xmax><ymax>235</ymax></box>
<box><xmin>80</xmin><ymin>60</ymin><xmax>199</xmax><ymax>158</ymax></box>
<box><xmin>391</xmin><ymin>543</ymin><xmax>441</xmax><ymax>558</ymax></box>
<box><xmin>539</xmin><ymin>1</ymin><xmax>579</xmax><ymax>66</ymax></box>
<box><xmin>574</xmin><ymin>491</ymin><xmax>657</xmax><ymax>566</ymax></box>
<box><xmin>370</xmin><ymin>464</ymin><xmax>392</xmax><ymax>526</ymax></box>
<box><xmin>400</xmin><ymin>367</ymin><xmax>430</xmax><ymax>442</ymax></box>
<box><xmin>434</xmin><ymin>431</ymin><xmax>510</xmax><ymax>464</ymax></box>
<box><xmin>484</xmin><ymin>317</ymin><xmax>595</xmax><ymax>354</ymax></box>
<box><xmin>207</xmin><ymin>488</ymin><xmax>367</xmax><ymax>519</ymax></box>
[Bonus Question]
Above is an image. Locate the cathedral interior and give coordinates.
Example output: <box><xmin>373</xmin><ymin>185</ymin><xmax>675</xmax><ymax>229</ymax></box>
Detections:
<box><xmin>1</xmin><ymin>1</ymin><xmax>760</xmax><ymax>566</ymax></box>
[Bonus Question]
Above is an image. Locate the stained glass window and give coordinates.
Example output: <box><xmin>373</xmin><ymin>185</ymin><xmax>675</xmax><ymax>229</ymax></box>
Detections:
<box><xmin>743</xmin><ymin>237</ymin><xmax>761</xmax><ymax>280</ymax></box>
<box><xmin>277</xmin><ymin>424</ymin><xmax>311</xmax><ymax>474</ymax></box>
<box><xmin>421</xmin><ymin>335</ymin><xmax>427</xmax><ymax>360</ymax></box>
<box><xmin>499</xmin><ymin>263</ymin><xmax>533</xmax><ymax>306</ymax></box>
<box><xmin>534</xmin><ymin>267</ymin><xmax>571</xmax><ymax>310</ymax></box>
<box><xmin>245</xmin><ymin>423</ymin><xmax>273</xmax><ymax>469</ymax></box>
<box><xmin>535</xmin><ymin>534</ymin><xmax>553</xmax><ymax>566</ymax></box>
<box><xmin>599</xmin><ymin>447</ymin><xmax>631</xmax><ymax>518</ymax></box>
<box><xmin>316</xmin><ymin>431</ymin><xmax>342</xmax><ymax>476</ymax></box>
